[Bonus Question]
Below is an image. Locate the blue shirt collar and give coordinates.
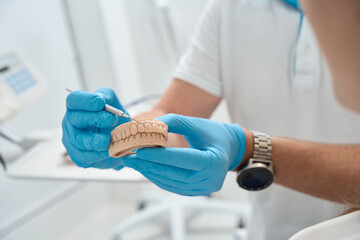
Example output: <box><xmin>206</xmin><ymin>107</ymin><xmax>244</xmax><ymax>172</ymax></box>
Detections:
<box><xmin>281</xmin><ymin>0</ymin><xmax>301</xmax><ymax>11</ymax></box>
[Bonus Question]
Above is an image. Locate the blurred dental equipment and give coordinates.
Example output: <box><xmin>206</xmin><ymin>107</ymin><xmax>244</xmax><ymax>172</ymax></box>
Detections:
<box><xmin>0</xmin><ymin>51</ymin><xmax>49</xmax><ymax>124</ymax></box>
<box><xmin>0</xmin><ymin>51</ymin><xmax>49</xmax><ymax>170</ymax></box>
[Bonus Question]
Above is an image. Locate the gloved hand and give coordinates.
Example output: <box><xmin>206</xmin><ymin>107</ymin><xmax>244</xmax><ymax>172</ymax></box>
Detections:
<box><xmin>122</xmin><ymin>113</ymin><xmax>247</xmax><ymax>196</ymax></box>
<box><xmin>62</xmin><ymin>87</ymin><xmax>130</xmax><ymax>169</ymax></box>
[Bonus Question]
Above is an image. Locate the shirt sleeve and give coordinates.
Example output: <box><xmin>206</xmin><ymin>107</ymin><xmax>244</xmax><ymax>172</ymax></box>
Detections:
<box><xmin>173</xmin><ymin>0</ymin><xmax>223</xmax><ymax>98</ymax></box>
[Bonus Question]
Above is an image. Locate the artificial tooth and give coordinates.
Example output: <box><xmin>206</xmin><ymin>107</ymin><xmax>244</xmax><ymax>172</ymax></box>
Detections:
<box><xmin>135</xmin><ymin>134</ymin><xmax>141</xmax><ymax>139</ymax></box>
<box><xmin>145</xmin><ymin>123</ymin><xmax>152</xmax><ymax>132</ymax></box>
<box><xmin>138</xmin><ymin>124</ymin><xmax>145</xmax><ymax>132</ymax></box>
<box><xmin>120</xmin><ymin>140</ymin><xmax>124</xmax><ymax>144</ymax></box>
<box><xmin>158</xmin><ymin>126</ymin><xmax>164</xmax><ymax>134</ymax></box>
<box><xmin>129</xmin><ymin>136</ymin><xmax>135</xmax><ymax>141</ymax></box>
<box><xmin>131</xmin><ymin>125</ymin><xmax>138</xmax><ymax>135</ymax></box>
<box><xmin>141</xmin><ymin>133</ymin><xmax>146</xmax><ymax>138</ymax></box>
<box><xmin>152</xmin><ymin>124</ymin><xmax>159</xmax><ymax>133</ymax></box>
<box><xmin>122</xmin><ymin>132</ymin><xmax>126</xmax><ymax>139</ymax></box>
<box><xmin>126</xmin><ymin>128</ymin><xmax>131</xmax><ymax>137</ymax></box>
<box><xmin>147</xmin><ymin>133</ymin><xmax>151</xmax><ymax>137</ymax></box>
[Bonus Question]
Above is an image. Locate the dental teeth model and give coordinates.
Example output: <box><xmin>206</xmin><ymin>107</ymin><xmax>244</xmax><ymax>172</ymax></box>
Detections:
<box><xmin>109</xmin><ymin>119</ymin><xmax>168</xmax><ymax>157</ymax></box>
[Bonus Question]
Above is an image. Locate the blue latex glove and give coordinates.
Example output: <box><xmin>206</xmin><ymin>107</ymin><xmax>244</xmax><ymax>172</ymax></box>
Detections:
<box><xmin>62</xmin><ymin>87</ymin><xmax>130</xmax><ymax>169</ymax></box>
<box><xmin>122</xmin><ymin>113</ymin><xmax>246</xmax><ymax>196</ymax></box>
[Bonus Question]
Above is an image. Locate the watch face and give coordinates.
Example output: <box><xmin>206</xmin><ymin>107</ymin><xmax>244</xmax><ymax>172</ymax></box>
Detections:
<box><xmin>237</xmin><ymin>166</ymin><xmax>274</xmax><ymax>191</ymax></box>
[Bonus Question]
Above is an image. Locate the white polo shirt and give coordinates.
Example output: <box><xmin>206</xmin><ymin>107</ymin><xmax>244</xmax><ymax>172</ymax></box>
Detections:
<box><xmin>173</xmin><ymin>0</ymin><xmax>360</xmax><ymax>239</ymax></box>
<box><xmin>290</xmin><ymin>210</ymin><xmax>360</xmax><ymax>240</ymax></box>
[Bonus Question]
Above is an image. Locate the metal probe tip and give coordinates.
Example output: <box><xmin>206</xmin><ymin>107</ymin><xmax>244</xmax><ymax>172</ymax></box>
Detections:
<box><xmin>123</xmin><ymin>112</ymin><xmax>140</xmax><ymax>123</ymax></box>
<box><xmin>131</xmin><ymin>118</ymin><xmax>141</xmax><ymax>124</ymax></box>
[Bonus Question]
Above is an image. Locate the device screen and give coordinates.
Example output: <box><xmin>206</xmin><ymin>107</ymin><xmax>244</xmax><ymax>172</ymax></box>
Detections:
<box><xmin>0</xmin><ymin>66</ymin><xmax>9</xmax><ymax>74</ymax></box>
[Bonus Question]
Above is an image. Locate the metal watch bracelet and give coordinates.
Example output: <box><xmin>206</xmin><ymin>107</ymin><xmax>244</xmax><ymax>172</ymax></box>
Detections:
<box><xmin>252</xmin><ymin>131</ymin><xmax>272</xmax><ymax>161</ymax></box>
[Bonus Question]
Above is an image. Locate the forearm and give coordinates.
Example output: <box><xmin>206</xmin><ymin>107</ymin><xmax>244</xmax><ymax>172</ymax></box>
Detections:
<box><xmin>238</xmin><ymin>130</ymin><xmax>360</xmax><ymax>205</ymax></box>
<box><xmin>135</xmin><ymin>78</ymin><xmax>220</xmax><ymax>119</ymax></box>
<box><xmin>135</xmin><ymin>108</ymin><xmax>167</xmax><ymax>120</ymax></box>
<box><xmin>273</xmin><ymin>137</ymin><xmax>360</xmax><ymax>204</ymax></box>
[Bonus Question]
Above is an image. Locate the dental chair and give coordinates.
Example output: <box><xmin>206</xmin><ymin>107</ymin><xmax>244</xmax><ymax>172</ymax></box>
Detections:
<box><xmin>110</xmin><ymin>188</ymin><xmax>249</xmax><ymax>240</ymax></box>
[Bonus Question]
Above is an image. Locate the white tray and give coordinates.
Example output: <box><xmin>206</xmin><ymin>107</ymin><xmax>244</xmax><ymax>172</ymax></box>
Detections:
<box><xmin>6</xmin><ymin>133</ymin><xmax>145</xmax><ymax>182</ymax></box>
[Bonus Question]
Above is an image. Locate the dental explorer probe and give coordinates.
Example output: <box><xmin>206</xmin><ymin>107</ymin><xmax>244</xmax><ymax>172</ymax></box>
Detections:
<box><xmin>65</xmin><ymin>88</ymin><xmax>140</xmax><ymax>123</ymax></box>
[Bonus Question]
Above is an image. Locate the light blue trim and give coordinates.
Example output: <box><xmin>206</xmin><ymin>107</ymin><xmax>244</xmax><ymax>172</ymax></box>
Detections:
<box><xmin>293</xmin><ymin>13</ymin><xmax>304</xmax><ymax>76</ymax></box>
<box><xmin>282</xmin><ymin>0</ymin><xmax>305</xmax><ymax>77</ymax></box>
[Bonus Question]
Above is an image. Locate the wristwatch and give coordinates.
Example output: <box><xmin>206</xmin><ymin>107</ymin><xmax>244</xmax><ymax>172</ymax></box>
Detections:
<box><xmin>236</xmin><ymin>131</ymin><xmax>274</xmax><ymax>191</ymax></box>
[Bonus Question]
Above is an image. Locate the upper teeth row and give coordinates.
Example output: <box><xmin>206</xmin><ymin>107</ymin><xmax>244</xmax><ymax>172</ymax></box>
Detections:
<box><xmin>112</xmin><ymin>123</ymin><xmax>167</xmax><ymax>142</ymax></box>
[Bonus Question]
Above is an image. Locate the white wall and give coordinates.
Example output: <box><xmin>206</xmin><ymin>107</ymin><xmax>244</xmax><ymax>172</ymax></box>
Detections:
<box><xmin>97</xmin><ymin>0</ymin><xmax>210</xmax><ymax>103</ymax></box>
<box><xmin>64</xmin><ymin>0</ymin><xmax>117</xmax><ymax>92</ymax></box>
<box><xmin>99</xmin><ymin>0</ymin><xmax>178</xmax><ymax>103</ymax></box>
<box><xmin>67</xmin><ymin>0</ymin><xmax>211</xmax><ymax>103</ymax></box>
<box><xmin>166</xmin><ymin>0</ymin><xmax>210</xmax><ymax>54</ymax></box>
<box><xmin>0</xmin><ymin>0</ymin><xmax>83</xmax><ymax>237</ymax></box>
<box><xmin>0</xmin><ymin>0</ymin><xmax>82</xmax><ymax>135</ymax></box>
